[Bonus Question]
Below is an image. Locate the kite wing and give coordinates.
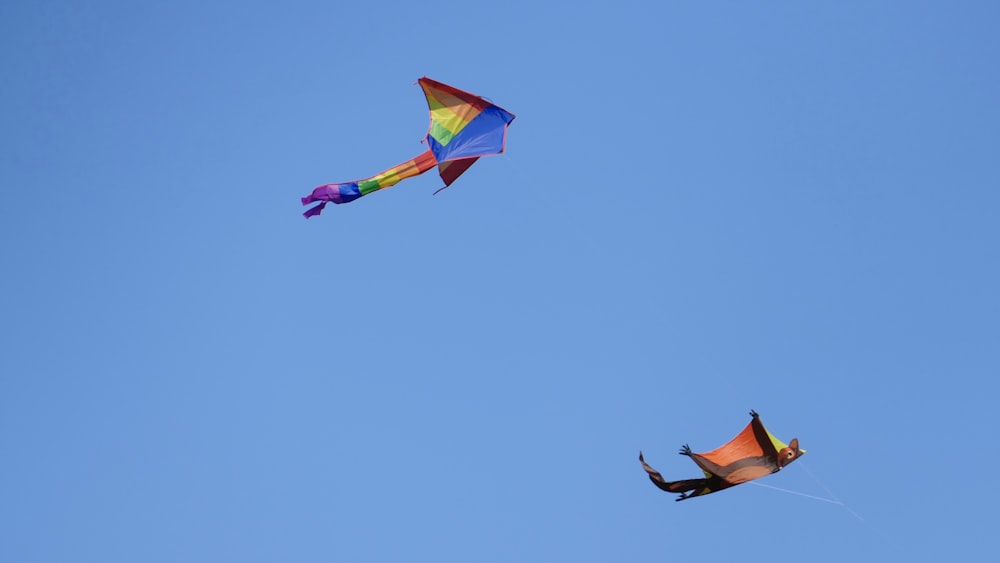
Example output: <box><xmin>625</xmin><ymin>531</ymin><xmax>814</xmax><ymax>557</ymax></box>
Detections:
<box><xmin>302</xmin><ymin>77</ymin><xmax>515</xmax><ymax>218</ymax></box>
<box><xmin>639</xmin><ymin>411</ymin><xmax>804</xmax><ymax>501</ymax></box>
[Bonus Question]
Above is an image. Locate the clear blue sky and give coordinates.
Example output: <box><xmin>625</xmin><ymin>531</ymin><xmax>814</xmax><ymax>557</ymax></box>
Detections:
<box><xmin>2</xmin><ymin>1</ymin><xmax>998</xmax><ymax>561</ymax></box>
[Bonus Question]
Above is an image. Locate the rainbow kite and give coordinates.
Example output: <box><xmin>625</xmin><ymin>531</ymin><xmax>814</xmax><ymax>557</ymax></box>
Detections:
<box><xmin>302</xmin><ymin>77</ymin><xmax>515</xmax><ymax>218</ymax></box>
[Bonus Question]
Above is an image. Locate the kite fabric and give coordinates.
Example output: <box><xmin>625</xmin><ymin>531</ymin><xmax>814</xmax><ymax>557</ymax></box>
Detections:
<box><xmin>302</xmin><ymin>77</ymin><xmax>516</xmax><ymax>218</ymax></box>
<box><xmin>639</xmin><ymin>410</ymin><xmax>804</xmax><ymax>501</ymax></box>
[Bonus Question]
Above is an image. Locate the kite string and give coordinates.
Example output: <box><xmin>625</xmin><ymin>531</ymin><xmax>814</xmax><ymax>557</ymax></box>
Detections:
<box><xmin>796</xmin><ymin>461</ymin><xmax>866</xmax><ymax>522</ymax></box>
<box><xmin>749</xmin><ymin>462</ymin><xmax>865</xmax><ymax>522</ymax></box>
<box><xmin>796</xmin><ymin>460</ymin><xmax>845</xmax><ymax>503</ymax></box>
<box><xmin>747</xmin><ymin>481</ymin><xmax>844</xmax><ymax>505</ymax></box>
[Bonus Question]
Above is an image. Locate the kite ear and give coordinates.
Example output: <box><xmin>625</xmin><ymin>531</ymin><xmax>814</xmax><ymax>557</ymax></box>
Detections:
<box><xmin>789</xmin><ymin>438</ymin><xmax>800</xmax><ymax>452</ymax></box>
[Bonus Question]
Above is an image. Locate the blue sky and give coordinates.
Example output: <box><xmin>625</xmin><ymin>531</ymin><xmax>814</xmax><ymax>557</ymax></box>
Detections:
<box><xmin>2</xmin><ymin>1</ymin><xmax>999</xmax><ymax>561</ymax></box>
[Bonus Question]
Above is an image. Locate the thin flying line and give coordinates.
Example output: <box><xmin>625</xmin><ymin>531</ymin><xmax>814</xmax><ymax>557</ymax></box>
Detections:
<box><xmin>748</xmin><ymin>481</ymin><xmax>845</xmax><ymax>505</ymax></box>
<box><xmin>798</xmin><ymin>461</ymin><xmax>843</xmax><ymax>502</ymax></box>
<box><xmin>796</xmin><ymin>461</ymin><xmax>866</xmax><ymax>522</ymax></box>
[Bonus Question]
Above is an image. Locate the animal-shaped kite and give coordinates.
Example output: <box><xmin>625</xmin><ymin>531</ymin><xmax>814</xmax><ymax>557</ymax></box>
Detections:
<box><xmin>639</xmin><ymin>410</ymin><xmax>804</xmax><ymax>501</ymax></box>
<box><xmin>302</xmin><ymin>77</ymin><xmax>515</xmax><ymax>218</ymax></box>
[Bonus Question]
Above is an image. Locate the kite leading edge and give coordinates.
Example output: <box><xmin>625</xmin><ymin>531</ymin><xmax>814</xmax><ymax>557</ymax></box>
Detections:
<box><xmin>639</xmin><ymin>410</ymin><xmax>805</xmax><ymax>501</ymax></box>
<box><xmin>302</xmin><ymin>77</ymin><xmax>516</xmax><ymax>218</ymax></box>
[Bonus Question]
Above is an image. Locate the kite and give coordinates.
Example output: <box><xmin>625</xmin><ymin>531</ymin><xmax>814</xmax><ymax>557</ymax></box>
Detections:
<box><xmin>301</xmin><ymin>77</ymin><xmax>515</xmax><ymax>218</ymax></box>
<box><xmin>639</xmin><ymin>410</ymin><xmax>804</xmax><ymax>501</ymax></box>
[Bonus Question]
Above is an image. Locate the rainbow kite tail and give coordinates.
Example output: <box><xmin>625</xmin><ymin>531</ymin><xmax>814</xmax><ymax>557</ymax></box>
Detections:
<box><xmin>302</xmin><ymin>150</ymin><xmax>438</xmax><ymax>218</ymax></box>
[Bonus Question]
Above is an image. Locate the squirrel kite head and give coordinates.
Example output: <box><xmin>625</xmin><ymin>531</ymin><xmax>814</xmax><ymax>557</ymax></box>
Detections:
<box><xmin>777</xmin><ymin>438</ymin><xmax>804</xmax><ymax>468</ymax></box>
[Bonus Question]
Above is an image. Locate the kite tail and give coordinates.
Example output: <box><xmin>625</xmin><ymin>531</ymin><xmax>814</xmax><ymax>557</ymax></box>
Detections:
<box><xmin>302</xmin><ymin>150</ymin><xmax>438</xmax><ymax>218</ymax></box>
<box><xmin>302</xmin><ymin>201</ymin><xmax>327</xmax><ymax>218</ymax></box>
<box><xmin>639</xmin><ymin>452</ymin><xmax>707</xmax><ymax>494</ymax></box>
<box><xmin>301</xmin><ymin>184</ymin><xmax>359</xmax><ymax>218</ymax></box>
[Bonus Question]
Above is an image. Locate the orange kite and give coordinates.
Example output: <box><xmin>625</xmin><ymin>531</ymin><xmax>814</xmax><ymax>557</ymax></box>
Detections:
<box><xmin>639</xmin><ymin>410</ymin><xmax>804</xmax><ymax>501</ymax></box>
